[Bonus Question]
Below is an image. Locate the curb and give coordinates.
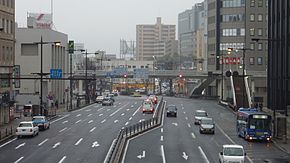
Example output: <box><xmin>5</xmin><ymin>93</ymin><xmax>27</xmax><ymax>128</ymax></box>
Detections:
<box><xmin>272</xmin><ymin>139</ymin><xmax>290</xmax><ymax>155</ymax></box>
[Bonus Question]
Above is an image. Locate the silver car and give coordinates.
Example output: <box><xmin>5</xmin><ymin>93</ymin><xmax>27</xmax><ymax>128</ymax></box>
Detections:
<box><xmin>194</xmin><ymin>110</ymin><xmax>208</xmax><ymax>125</ymax></box>
<box><xmin>199</xmin><ymin>117</ymin><xmax>215</xmax><ymax>134</ymax></box>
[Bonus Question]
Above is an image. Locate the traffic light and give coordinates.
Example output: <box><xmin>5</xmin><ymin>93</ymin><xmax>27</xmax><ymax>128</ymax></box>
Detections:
<box><xmin>178</xmin><ymin>74</ymin><xmax>183</xmax><ymax>78</ymax></box>
<box><xmin>123</xmin><ymin>74</ymin><xmax>127</xmax><ymax>78</ymax></box>
<box><xmin>68</xmin><ymin>40</ymin><xmax>74</xmax><ymax>53</ymax></box>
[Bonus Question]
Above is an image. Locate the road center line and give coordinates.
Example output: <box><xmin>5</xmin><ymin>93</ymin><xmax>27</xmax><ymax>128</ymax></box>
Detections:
<box><xmin>161</xmin><ymin>136</ymin><xmax>164</xmax><ymax>141</ymax></box>
<box><xmin>198</xmin><ymin>146</ymin><xmax>210</xmax><ymax>163</ymax></box>
<box><xmin>14</xmin><ymin>156</ymin><xmax>24</xmax><ymax>163</ymax></box>
<box><xmin>161</xmin><ymin>128</ymin><xmax>163</xmax><ymax>133</ymax></box>
<box><xmin>161</xmin><ymin>145</ymin><xmax>166</xmax><ymax>163</ymax></box>
<box><xmin>59</xmin><ymin>127</ymin><xmax>67</xmax><ymax>133</ymax></box>
<box><xmin>75</xmin><ymin>138</ymin><xmax>83</xmax><ymax>146</ymax></box>
<box><xmin>90</xmin><ymin>127</ymin><xmax>96</xmax><ymax>132</ymax></box>
<box><xmin>76</xmin><ymin>114</ymin><xmax>81</xmax><ymax>117</ymax></box>
<box><xmin>38</xmin><ymin>139</ymin><xmax>49</xmax><ymax>146</ymax></box>
<box><xmin>58</xmin><ymin>156</ymin><xmax>67</xmax><ymax>163</ymax></box>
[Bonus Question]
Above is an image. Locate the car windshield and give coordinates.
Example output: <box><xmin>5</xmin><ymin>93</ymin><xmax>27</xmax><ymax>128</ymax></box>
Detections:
<box><xmin>249</xmin><ymin>119</ymin><xmax>271</xmax><ymax>130</ymax></box>
<box><xmin>167</xmin><ymin>106</ymin><xmax>177</xmax><ymax>111</ymax></box>
<box><xmin>195</xmin><ymin>111</ymin><xmax>207</xmax><ymax>117</ymax></box>
<box><xmin>19</xmin><ymin>123</ymin><xmax>32</xmax><ymax>127</ymax></box>
<box><xmin>143</xmin><ymin>104</ymin><xmax>151</xmax><ymax>109</ymax></box>
<box><xmin>224</xmin><ymin>147</ymin><xmax>244</xmax><ymax>156</ymax></box>
<box><xmin>32</xmin><ymin>118</ymin><xmax>43</xmax><ymax>121</ymax></box>
<box><xmin>201</xmin><ymin>119</ymin><xmax>213</xmax><ymax>125</ymax></box>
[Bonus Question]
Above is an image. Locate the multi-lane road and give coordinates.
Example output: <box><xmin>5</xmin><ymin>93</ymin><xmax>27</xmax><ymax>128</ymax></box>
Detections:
<box><xmin>0</xmin><ymin>96</ymin><xmax>289</xmax><ymax>163</ymax></box>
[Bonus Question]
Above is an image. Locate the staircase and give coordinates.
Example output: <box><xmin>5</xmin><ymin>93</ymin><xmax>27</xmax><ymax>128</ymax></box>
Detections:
<box><xmin>190</xmin><ymin>75</ymin><xmax>218</xmax><ymax>97</ymax></box>
<box><xmin>232</xmin><ymin>76</ymin><xmax>250</xmax><ymax>109</ymax></box>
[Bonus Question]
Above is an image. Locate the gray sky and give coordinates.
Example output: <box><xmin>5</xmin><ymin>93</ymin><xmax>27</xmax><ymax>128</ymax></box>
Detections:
<box><xmin>16</xmin><ymin>0</ymin><xmax>202</xmax><ymax>54</ymax></box>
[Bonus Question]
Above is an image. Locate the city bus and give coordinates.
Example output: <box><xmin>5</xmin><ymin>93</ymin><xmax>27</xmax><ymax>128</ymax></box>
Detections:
<box><xmin>236</xmin><ymin>108</ymin><xmax>272</xmax><ymax>141</ymax></box>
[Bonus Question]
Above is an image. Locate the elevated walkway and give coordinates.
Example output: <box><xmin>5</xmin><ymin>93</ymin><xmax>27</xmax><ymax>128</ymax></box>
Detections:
<box><xmin>190</xmin><ymin>74</ymin><xmax>218</xmax><ymax>97</ymax></box>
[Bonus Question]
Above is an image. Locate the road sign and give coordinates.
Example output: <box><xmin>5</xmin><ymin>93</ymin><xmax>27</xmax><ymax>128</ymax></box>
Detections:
<box><xmin>68</xmin><ymin>40</ymin><xmax>74</xmax><ymax>53</ymax></box>
<box><xmin>50</xmin><ymin>69</ymin><xmax>62</xmax><ymax>79</ymax></box>
<box><xmin>107</xmin><ymin>68</ymin><xmax>128</xmax><ymax>78</ymax></box>
<box><xmin>133</xmin><ymin>68</ymin><xmax>149</xmax><ymax>79</ymax></box>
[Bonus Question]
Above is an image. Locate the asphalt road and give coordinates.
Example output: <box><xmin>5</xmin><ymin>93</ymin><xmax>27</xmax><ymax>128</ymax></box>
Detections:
<box><xmin>123</xmin><ymin>97</ymin><xmax>290</xmax><ymax>163</ymax></box>
<box><xmin>0</xmin><ymin>95</ymin><xmax>156</xmax><ymax>163</ymax></box>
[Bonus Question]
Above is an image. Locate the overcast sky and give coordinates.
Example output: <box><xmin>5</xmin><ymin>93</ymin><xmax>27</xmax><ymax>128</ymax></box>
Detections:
<box><xmin>16</xmin><ymin>0</ymin><xmax>202</xmax><ymax>54</ymax></box>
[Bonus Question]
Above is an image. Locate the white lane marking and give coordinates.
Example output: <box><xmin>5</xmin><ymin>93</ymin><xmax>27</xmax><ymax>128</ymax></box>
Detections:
<box><xmin>97</xmin><ymin>107</ymin><xmax>104</xmax><ymax>111</ymax></box>
<box><xmin>88</xmin><ymin>120</ymin><xmax>93</xmax><ymax>124</ymax></box>
<box><xmin>59</xmin><ymin>127</ymin><xmax>67</xmax><ymax>133</ymax></box>
<box><xmin>15</xmin><ymin>143</ymin><xmax>25</xmax><ymax>149</ymax></box>
<box><xmin>113</xmin><ymin>105</ymin><xmax>117</xmax><ymax>108</ymax></box>
<box><xmin>99</xmin><ymin>114</ymin><xmax>103</xmax><ymax>117</ymax></box>
<box><xmin>119</xmin><ymin>103</ymin><xmax>121</xmax><ymax>105</ymax></box>
<box><xmin>121</xmin><ymin>113</ymin><xmax>125</xmax><ymax>116</ymax></box>
<box><xmin>187</xmin><ymin>123</ymin><xmax>191</xmax><ymax>128</ymax></box>
<box><xmin>127</xmin><ymin>109</ymin><xmax>130</xmax><ymax>111</ymax></box>
<box><xmin>76</xmin><ymin>114</ymin><xmax>81</xmax><ymax>117</ymax></box>
<box><xmin>58</xmin><ymin>156</ymin><xmax>66</xmax><ymax>163</ymax></box>
<box><xmin>71</xmin><ymin>104</ymin><xmax>92</xmax><ymax>113</ymax></box>
<box><xmin>183</xmin><ymin>111</ymin><xmax>186</xmax><ymax>114</ymax></box>
<box><xmin>137</xmin><ymin>150</ymin><xmax>146</xmax><ymax>159</ymax></box>
<box><xmin>87</xmin><ymin>114</ymin><xmax>92</xmax><ymax>117</ymax></box>
<box><xmin>135</xmin><ymin>102</ymin><xmax>137</xmax><ymax>104</ymax></box>
<box><xmin>131</xmin><ymin>105</ymin><xmax>134</xmax><ymax>107</ymax></box>
<box><xmin>14</xmin><ymin>156</ymin><xmax>24</xmax><ymax>163</ymax></box>
<box><xmin>114</xmin><ymin>120</ymin><xmax>119</xmax><ymax>123</ymax></box>
<box><xmin>125</xmin><ymin>122</ymin><xmax>129</xmax><ymax>126</ymax></box>
<box><xmin>216</xmin><ymin>124</ymin><xmax>254</xmax><ymax>163</ymax></box>
<box><xmin>161</xmin><ymin>128</ymin><xmax>163</xmax><ymax>133</ymax></box>
<box><xmin>38</xmin><ymin>139</ymin><xmax>49</xmax><ymax>146</ymax></box>
<box><xmin>161</xmin><ymin>145</ymin><xmax>166</xmax><ymax>163</ymax></box>
<box><xmin>85</xmin><ymin>109</ymin><xmax>91</xmax><ymax>112</ymax></box>
<box><xmin>53</xmin><ymin>142</ymin><xmax>61</xmax><ymax>149</ymax></box>
<box><xmin>172</xmin><ymin>123</ymin><xmax>178</xmax><ymax>126</ymax></box>
<box><xmin>75</xmin><ymin>120</ymin><xmax>82</xmax><ymax>124</ymax></box>
<box><xmin>185</xmin><ymin>117</ymin><xmax>188</xmax><ymax>120</ymax></box>
<box><xmin>101</xmin><ymin>119</ymin><xmax>106</xmax><ymax>123</ymax></box>
<box><xmin>182</xmin><ymin>107</ymin><xmax>184</xmax><ymax>110</ymax></box>
<box><xmin>92</xmin><ymin>141</ymin><xmax>100</xmax><ymax>148</ymax></box>
<box><xmin>160</xmin><ymin>136</ymin><xmax>163</xmax><ymax>141</ymax></box>
<box><xmin>182</xmin><ymin>152</ymin><xmax>188</xmax><ymax>160</ymax></box>
<box><xmin>51</xmin><ymin>114</ymin><xmax>70</xmax><ymax>124</ymax></box>
<box><xmin>90</xmin><ymin>127</ymin><xmax>96</xmax><ymax>133</ymax></box>
<box><xmin>0</xmin><ymin>138</ymin><xmax>17</xmax><ymax>148</ymax></box>
<box><xmin>198</xmin><ymin>146</ymin><xmax>210</xmax><ymax>163</ymax></box>
<box><xmin>103</xmin><ymin>139</ymin><xmax>116</xmax><ymax>163</ymax></box>
<box><xmin>62</xmin><ymin>120</ymin><xmax>68</xmax><ymax>124</ymax></box>
<box><xmin>132</xmin><ymin>106</ymin><xmax>141</xmax><ymax>116</ymax></box>
<box><xmin>139</xmin><ymin>119</ymin><xmax>145</xmax><ymax>122</ymax></box>
<box><xmin>110</xmin><ymin>107</ymin><xmax>123</xmax><ymax>117</ymax></box>
<box><xmin>191</xmin><ymin>132</ymin><xmax>196</xmax><ymax>139</ymax></box>
<box><xmin>75</xmin><ymin>138</ymin><xmax>83</xmax><ymax>146</ymax></box>
<box><xmin>107</xmin><ymin>109</ymin><xmax>111</xmax><ymax>111</ymax></box>
<box><xmin>129</xmin><ymin>117</ymin><xmax>132</xmax><ymax>121</ymax></box>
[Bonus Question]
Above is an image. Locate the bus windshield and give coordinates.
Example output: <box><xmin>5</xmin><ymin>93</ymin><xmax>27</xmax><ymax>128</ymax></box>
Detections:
<box><xmin>248</xmin><ymin>118</ymin><xmax>271</xmax><ymax>130</ymax></box>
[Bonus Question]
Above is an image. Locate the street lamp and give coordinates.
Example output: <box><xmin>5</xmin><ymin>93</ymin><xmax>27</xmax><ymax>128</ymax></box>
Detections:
<box><xmin>34</xmin><ymin>36</ymin><xmax>60</xmax><ymax>114</ymax></box>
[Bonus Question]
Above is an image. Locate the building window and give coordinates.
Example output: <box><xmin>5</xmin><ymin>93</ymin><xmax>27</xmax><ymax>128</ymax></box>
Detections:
<box><xmin>128</xmin><ymin>65</ymin><xmax>131</xmax><ymax>68</ymax></box>
<box><xmin>258</xmin><ymin>14</ymin><xmax>263</xmax><ymax>21</ymax></box>
<box><xmin>250</xmin><ymin>0</ymin><xmax>255</xmax><ymax>7</ymax></box>
<box><xmin>250</xmin><ymin>43</ymin><xmax>255</xmax><ymax>50</ymax></box>
<box><xmin>141</xmin><ymin>66</ymin><xmax>144</xmax><ymax>68</ymax></box>
<box><xmin>258</xmin><ymin>0</ymin><xmax>263</xmax><ymax>7</ymax></box>
<box><xmin>250</xmin><ymin>28</ymin><xmax>255</xmax><ymax>36</ymax></box>
<box><xmin>0</xmin><ymin>74</ymin><xmax>10</xmax><ymax>88</ymax></box>
<box><xmin>257</xmin><ymin>57</ymin><xmax>263</xmax><ymax>65</ymax></box>
<box><xmin>250</xmin><ymin>14</ymin><xmax>255</xmax><ymax>21</ymax></box>
<box><xmin>249</xmin><ymin>57</ymin><xmax>255</xmax><ymax>65</ymax></box>
<box><xmin>258</xmin><ymin>43</ymin><xmax>263</xmax><ymax>50</ymax></box>
<box><xmin>133</xmin><ymin>65</ymin><xmax>136</xmax><ymax>68</ymax></box>
<box><xmin>258</xmin><ymin>28</ymin><xmax>263</xmax><ymax>36</ymax></box>
<box><xmin>145</xmin><ymin>66</ymin><xmax>149</xmax><ymax>68</ymax></box>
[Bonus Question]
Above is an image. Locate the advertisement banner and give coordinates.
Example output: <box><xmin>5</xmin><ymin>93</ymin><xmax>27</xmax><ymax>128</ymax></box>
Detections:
<box><xmin>27</xmin><ymin>13</ymin><xmax>52</xmax><ymax>29</ymax></box>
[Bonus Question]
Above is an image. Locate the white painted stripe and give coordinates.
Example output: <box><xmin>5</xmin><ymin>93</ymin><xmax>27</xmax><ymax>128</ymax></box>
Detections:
<box><xmin>114</xmin><ymin>120</ymin><xmax>119</xmax><ymax>123</ymax></box>
<box><xmin>121</xmin><ymin>113</ymin><xmax>125</xmax><ymax>116</ymax></box>
<box><xmin>125</xmin><ymin>122</ymin><xmax>129</xmax><ymax>126</ymax></box>
<box><xmin>38</xmin><ymin>139</ymin><xmax>48</xmax><ymax>146</ymax></box>
<box><xmin>129</xmin><ymin>117</ymin><xmax>132</xmax><ymax>121</ymax></box>
<box><xmin>98</xmin><ymin>107</ymin><xmax>104</xmax><ymax>111</ymax></box>
<box><xmin>191</xmin><ymin>133</ymin><xmax>196</xmax><ymax>139</ymax></box>
<box><xmin>161</xmin><ymin>128</ymin><xmax>163</xmax><ymax>133</ymax></box>
<box><xmin>107</xmin><ymin>109</ymin><xmax>111</xmax><ymax>111</ymax></box>
<box><xmin>75</xmin><ymin>138</ymin><xmax>83</xmax><ymax>146</ymax></box>
<box><xmin>58</xmin><ymin>156</ymin><xmax>67</xmax><ymax>163</ymax></box>
<box><xmin>198</xmin><ymin>146</ymin><xmax>210</xmax><ymax>163</ymax></box>
<box><xmin>15</xmin><ymin>143</ymin><xmax>25</xmax><ymax>149</ymax></box>
<box><xmin>183</xmin><ymin>111</ymin><xmax>186</xmax><ymax>114</ymax></box>
<box><xmin>185</xmin><ymin>117</ymin><xmax>188</xmax><ymax>120</ymax></box>
<box><xmin>59</xmin><ymin>127</ymin><xmax>67</xmax><ymax>133</ymax></box>
<box><xmin>187</xmin><ymin>123</ymin><xmax>191</xmax><ymax>128</ymax></box>
<box><xmin>51</xmin><ymin>114</ymin><xmax>70</xmax><ymax>124</ymax></box>
<box><xmin>0</xmin><ymin>138</ymin><xmax>16</xmax><ymax>148</ymax></box>
<box><xmin>101</xmin><ymin>119</ymin><xmax>106</xmax><ymax>123</ymax></box>
<box><xmin>161</xmin><ymin>145</ymin><xmax>166</xmax><ymax>163</ymax></box>
<box><xmin>132</xmin><ymin>106</ymin><xmax>141</xmax><ymax>116</ymax></box>
<box><xmin>110</xmin><ymin>107</ymin><xmax>123</xmax><ymax>117</ymax></box>
<box><xmin>75</xmin><ymin>120</ymin><xmax>82</xmax><ymax>124</ymax></box>
<box><xmin>104</xmin><ymin>139</ymin><xmax>116</xmax><ymax>163</ymax></box>
<box><xmin>89</xmin><ymin>127</ymin><xmax>96</xmax><ymax>133</ymax></box>
<box><xmin>62</xmin><ymin>120</ymin><xmax>68</xmax><ymax>124</ymax></box>
<box><xmin>14</xmin><ymin>156</ymin><xmax>24</xmax><ymax>163</ymax></box>
<box><xmin>161</xmin><ymin>136</ymin><xmax>163</xmax><ymax>141</ymax></box>
<box><xmin>87</xmin><ymin>114</ymin><xmax>92</xmax><ymax>117</ymax></box>
<box><xmin>76</xmin><ymin>114</ymin><xmax>81</xmax><ymax>117</ymax></box>
<box><xmin>88</xmin><ymin>120</ymin><xmax>93</xmax><ymax>124</ymax></box>
<box><xmin>99</xmin><ymin>114</ymin><xmax>103</xmax><ymax>117</ymax></box>
<box><xmin>85</xmin><ymin>109</ymin><xmax>91</xmax><ymax>112</ymax></box>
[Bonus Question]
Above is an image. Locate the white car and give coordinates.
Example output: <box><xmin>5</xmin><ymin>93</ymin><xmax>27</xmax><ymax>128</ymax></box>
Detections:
<box><xmin>219</xmin><ymin>144</ymin><xmax>246</xmax><ymax>163</ymax></box>
<box><xmin>194</xmin><ymin>110</ymin><xmax>208</xmax><ymax>125</ymax></box>
<box><xmin>16</xmin><ymin>121</ymin><xmax>39</xmax><ymax>138</ymax></box>
<box><xmin>95</xmin><ymin>96</ymin><xmax>104</xmax><ymax>103</ymax></box>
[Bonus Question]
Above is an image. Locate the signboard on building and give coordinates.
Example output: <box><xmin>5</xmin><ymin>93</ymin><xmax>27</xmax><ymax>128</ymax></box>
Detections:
<box><xmin>14</xmin><ymin>65</ymin><xmax>20</xmax><ymax>88</ymax></box>
<box><xmin>220</xmin><ymin>57</ymin><xmax>241</xmax><ymax>65</ymax></box>
<box><xmin>50</xmin><ymin>69</ymin><xmax>62</xmax><ymax>79</ymax></box>
<box><xmin>27</xmin><ymin>13</ymin><xmax>53</xmax><ymax>29</ymax></box>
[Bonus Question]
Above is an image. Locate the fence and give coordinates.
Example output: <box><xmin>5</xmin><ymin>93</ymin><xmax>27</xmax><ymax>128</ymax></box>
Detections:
<box><xmin>0</xmin><ymin>125</ymin><xmax>14</xmax><ymax>141</ymax></box>
<box><xmin>105</xmin><ymin>96</ymin><xmax>165</xmax><ymax>163</ymax></box>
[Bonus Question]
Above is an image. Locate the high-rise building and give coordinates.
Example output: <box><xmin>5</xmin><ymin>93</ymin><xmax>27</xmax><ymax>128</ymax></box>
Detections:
<box><xmin>268</xmin><ymin>0</ymin><xmax>290</xmax><ymax>115</ymax></box>
<box><xmin>207</xmin><ymin>0</ymin><xmax>268</xmax><ymax>107</ymax></box>
<box><xmin>136</xmin><ymin>17</ymin><xmax>176</xmax><ymax>61</ymax></box>
<box><xmin>0</xmin><ymin>0</ymin><xmax>15</xmax><ymax>98</ymax></box>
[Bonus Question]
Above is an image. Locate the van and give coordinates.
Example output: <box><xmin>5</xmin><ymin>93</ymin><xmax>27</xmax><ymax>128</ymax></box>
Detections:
<box><xmin>219</xmin><ymin>144</ymin><xmax>245</xmax><ymax>163</ymax></box>
<box><xmin>23</xmin><ymin>104</ymin><xmax>33</xmax><ymax>117</ymax></box>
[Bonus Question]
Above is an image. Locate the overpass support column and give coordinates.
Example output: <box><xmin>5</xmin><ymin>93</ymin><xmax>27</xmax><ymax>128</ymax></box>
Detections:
<box><xmin>169</xmin><ymin>79</ymin><xmax>173</xmax><ymax>96</ymax></box>
<box><xmin>159</xmin><ymin>79</ymin><xmax>162</xmax><ymax>95</ymax></box>
<box><xmin>79</xmin><ymin>80</ymin><xmax>83</xmax><ymax>95</ymax></box>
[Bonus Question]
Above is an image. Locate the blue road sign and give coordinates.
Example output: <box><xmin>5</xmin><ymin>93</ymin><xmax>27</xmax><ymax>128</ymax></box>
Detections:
<box><xmin>50</xmin><ymin>69</ymin><xmax>62</xmax><ymax>79</ymax></box>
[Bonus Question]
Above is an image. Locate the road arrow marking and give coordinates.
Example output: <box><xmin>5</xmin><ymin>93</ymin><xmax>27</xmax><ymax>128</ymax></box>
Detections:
<box><xmin>53</xmin><ymin>142</ymin><xmax>61</xmax><ymax>149</ymax></box>
<box><xmin>15</xmin><ymin>143</ymin><xmax>25</xmax><ymax>149</ymax></box>
<box><xmin>38</xmin><ymin>139</ymin><xmax>48</xmax><ymax>146</ymax></box>
<box><xmin>75</xmin><ymin>138</ymin><xmax>83</xmax><ymax>146</ymax></box>
<box><xmin>76</xmin><ymin>114</ymin><xmax>81</xmax><ymax>117</ymax></box>
<box><xmin>92</xmin><ymin>141</ymin><xmax>100</xmax><ymax>148</ymax></box>
<box><xmin>87</xmin><ymin>114</ymin><xmax>92</xmax><ymax>117</ymax></box>
<box><xmin>114</xmin><ymin>120</ymin><xmax>119</xmax><ymax>123</ymax></box>
<box><xmin>62</xmin><ymin>120</ymin><xmax>68</xmax><ymax>124</ymax></box>
<box><xmin>88</xmin><ymin>120</ymin><xmax>93</xmax><ymax>124</ymax></box>
<box><xmin>182</xmin><ymin>152</ymin><xmax>188</xmax><ymax>160</ymax></box>
<box><xmin>101</xmin><ymin>119</ymin><xmax>106</xmax><ymax>123</ymax></box>
<box><xmin>59</xmin><ymin>127</ymin><xmax>67</xmax><ymax>133</ymax></box>
<box><xmin>172</xmin><ymin>123</ymin><xmax>178</xmax><ymax>126</ymax></box>
<box><xmin>137</xmin><ymin>150</ymin><xmax>146</xmax><ymax>159</ymax></box>
<box><xmin>90</xmin><ymin>127</ymin><xmax>96</xmax><ymax>132</ymax></box>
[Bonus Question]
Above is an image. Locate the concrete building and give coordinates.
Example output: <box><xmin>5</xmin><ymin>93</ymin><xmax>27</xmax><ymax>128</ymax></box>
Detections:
<box><xmin>15</xmin><ymin>27</ymin><xmax>68</xmax><ymax>106</ymax></box>
<box><xmin>73</xmin><ymin>43</ymin><xmax>85</xmax><ymax>71</ymax></box>
<box><xmin>207</xmin><ymin>0</ymin><xmax>268</xmax><ymax>107</ymax></box>
<box><xmin>136</xmin><ymin>17</ymin><xmax>176</xmax><ymax>61</ymax></box>
<box><xmin>0</xmin><ymin>0</ymin><xmax>15</xmax><ymax>125</ymax></box>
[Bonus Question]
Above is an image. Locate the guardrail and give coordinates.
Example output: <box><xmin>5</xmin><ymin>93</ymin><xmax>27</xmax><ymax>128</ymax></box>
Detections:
<box><xmin>105</xmin><ymin>97</ymin><xmax>165</xmax><ymax>163</ymax></box>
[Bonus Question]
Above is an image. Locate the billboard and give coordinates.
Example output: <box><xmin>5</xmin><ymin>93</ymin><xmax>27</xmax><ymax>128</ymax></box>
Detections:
<box><xmin>27</xmin><ymin>13</ymin><xmax>53</xmax><ymax>29</ymax></box>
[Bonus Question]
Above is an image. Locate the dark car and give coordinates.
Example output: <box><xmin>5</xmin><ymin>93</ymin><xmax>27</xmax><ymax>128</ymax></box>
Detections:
<box><xmin>102</xmin><ymin>97</ymin><xmax>114</xmax><ymax>106</ymax></box>
<box><xmin>166</xmin><ymin>105</ymin><xmax>177</xmax><ymax>117</ymax></box>
<box><xmin>199</xmin><ymin>117</ymin><xmax>215</xmax><ymax>134</ymax></box>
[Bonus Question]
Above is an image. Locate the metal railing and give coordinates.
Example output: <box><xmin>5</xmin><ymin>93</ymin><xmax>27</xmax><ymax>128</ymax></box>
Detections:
<box><xmin>105</xmin><ymin>97</ymin><xmax>165</xmax><ymax>163</ymax></box>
